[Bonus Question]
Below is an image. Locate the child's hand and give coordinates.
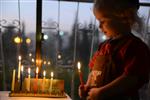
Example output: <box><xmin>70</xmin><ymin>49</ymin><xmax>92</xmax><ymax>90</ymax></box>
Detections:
<box><xmin>87</xmin><ymin>87</ymin><xmax>101</xmax><ymax>100</ymax></box>
<box><xmin>78</xmin><ymin>84</ymin><xmax>88</xmax><ymax>98</ymax></box>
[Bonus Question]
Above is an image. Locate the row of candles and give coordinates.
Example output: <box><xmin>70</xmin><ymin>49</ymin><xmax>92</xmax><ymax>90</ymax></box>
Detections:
<box><xmin>11</xmin><ymin>55</ymin><xmax>84</xmax><ymax>92</ymax></box>
<box><xmin>16</xmin><ymin>55</ymin><xmax>51</xmax><ymax>81</ymax></box>
<box><xmin>11</xmin><ymin>66</ymin><xmax>54</xmax><ymax>92</ymax></box>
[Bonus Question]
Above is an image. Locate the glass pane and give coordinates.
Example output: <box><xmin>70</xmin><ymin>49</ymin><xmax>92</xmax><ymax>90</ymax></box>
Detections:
<box><xmin>133</xmin><ymin>6</ymin><xmax>150</xmax><ymax>47</ymax></box>
<box><xmin>1</xmin><ymin>0</ymin><xmax>36</xmax><ymax>90</ymax></box>
<box><xmin>140</xmin><ymin>0</ymin><xmax>150</xmax><ymax>3</ymax></box>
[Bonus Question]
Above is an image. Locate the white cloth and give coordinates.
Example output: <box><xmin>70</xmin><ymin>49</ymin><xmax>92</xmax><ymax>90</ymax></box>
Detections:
<box><xmin>0</xmin><ymin>91</ymin><xmax>72</xmax><ymax>100</ymax></box>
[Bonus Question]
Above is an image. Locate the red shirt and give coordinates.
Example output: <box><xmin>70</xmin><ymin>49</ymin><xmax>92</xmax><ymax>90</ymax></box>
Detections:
<box><xmin>89</xmin><ymin>34</ymin><xmax>150</xmax><ymax>88</ymax></box>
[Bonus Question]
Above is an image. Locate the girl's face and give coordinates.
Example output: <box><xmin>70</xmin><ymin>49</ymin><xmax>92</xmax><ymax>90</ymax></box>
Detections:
<box><xmin>93</xmin><ymin>9</ymin><xmax>129</xmax><ymax>38</ymax></box>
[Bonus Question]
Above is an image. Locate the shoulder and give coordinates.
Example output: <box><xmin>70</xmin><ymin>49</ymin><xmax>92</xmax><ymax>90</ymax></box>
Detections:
<box><xmin>122</xmin><ymin>34</ymin><xmax>150</xmax><ymax>67</ymax></box>
<box><xmin>117</xmin><ymin>34</ymin><xmax>150</xmax><ymax>61</ymax></box>
<box><xmin>126</xmin><ymin>34</ymin><xmax>150</xmax><ymax>53</ymax></box>
<box><xmin>122</xmin><ymin>34</ymin><xmax>150</xmax><ymax>78</ymax></box>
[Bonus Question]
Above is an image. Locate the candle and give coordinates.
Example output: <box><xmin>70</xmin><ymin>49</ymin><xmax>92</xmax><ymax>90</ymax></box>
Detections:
<box><xmin>49</xmin><ymin>72</ymin><xmax>53</xmax><ymax>94</ymax></box>
<box><xmin>17</xmin><ymin>56</ymin><xmax>21</xmax><ymax>81</ymax></box>
<box><xmin>21</xmin><ymin>65</ymin><xmax>24</xmax><ymax>82</ymax></box>
<box><xmin>27</xmin><ymin>67</ymin><xmax>31</xmax><ymax>92</ymax></box>
<box><xmin>36</xmin><ymin>67</ymin><xmax>39</xmax><ymax>78</ymax></box>
<box><xmin>21</xmin><ymin>65</ymin><xmax>24</xmax><ymax>72</ymax></box>
<box><xmin>34</xmin><ymin>67</ymin><xmax>39</xmax><ymax>93</ymax></box>
<box><xmin>43</xmin><ymin>70</ymin><xmax>46</xmax><ymax>79</ymax></box>
<box><xmin>11</xmin><ymin>69</ymin><xmax>16</xmax><ymax>92</ymax></box>
<box><xmin>77</xmin><ymin>62</ymin><xmax>84</xmax><ymax>85</ymax></box>
<box><xmin>20</xmin><ymin>65</ymin><xmax>24</xmax><ymax>91</ymax></box>
<box><xmin>42</xmin><ymin>70</ymin><xmax>46</xmax><ymax>92</ymax></box>
<box><xmin>50</xmin><ymin>71</ymin><xmax>54</xmax><ymax>79</ymax></box>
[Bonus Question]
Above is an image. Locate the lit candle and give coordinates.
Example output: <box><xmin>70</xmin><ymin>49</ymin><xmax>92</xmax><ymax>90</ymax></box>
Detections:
<box><xmin>50</xmin><ymin>72</ymin><xmax>54</xmax><ymax>79</ymax></box>
<box><xmin>17</xmin><ymin>56</ymin><xmax>21</xmax><ymax>81</ymax></box>
<box><xmin>34</xmin><ymin>67</ymin><xmax>39</xmax><ymax>93</ymax></box>
<box><xmin>21</xmin><ymin>65</ymin><xmax>24</xmax><ymax>72</ymax></box>
<box><xmin>11</xmin><ymin>69</ymin><xmax>16</xmax><ymax>92</ymax></box>
<box><xmin>77</xmin><ymin>62</ymin><xmax>84</xmax><ymax>85</ymax></box>
<box><xmin>43</xmin><ymin>70</ymin><xmax>46</xmax><ymax>79</ymax></box>
<box><xmin>36</xmin><ymin>67</ymin><xmax>39</xmax><ymax>78</ymax></box>
<box><xmin>49</xmin><ymin>72</ymin><xmax>53</xmax><ymax>94</ymax></box>
<box><xmin>42</xmin><ymin>70</ymin><xmax>46</xmax><ymax>92</ymax></box>
<box><xmin>27</xmin><ymin>67</ymin><xmax>31</xmax><ymax>92</ymax></box>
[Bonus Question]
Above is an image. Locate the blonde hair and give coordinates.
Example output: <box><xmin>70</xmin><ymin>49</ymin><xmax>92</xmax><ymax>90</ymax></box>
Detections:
<box><xmin>93</xmin><ymin>0</ymin><xmax>142</xmax><ymax>30</ymax></box>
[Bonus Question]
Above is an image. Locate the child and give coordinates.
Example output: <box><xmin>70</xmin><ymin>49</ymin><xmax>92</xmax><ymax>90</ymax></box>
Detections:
<box><xmin>78</xmin><ymin>0</ymin><xmax>150</xmax><ymax>100</ymax></box>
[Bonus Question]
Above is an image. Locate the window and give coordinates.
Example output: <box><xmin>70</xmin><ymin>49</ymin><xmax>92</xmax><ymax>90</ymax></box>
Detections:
<box><xmin>0</xmin><ymin>0</ymin><xmax>150</xmax><ymax>99</ymax></box>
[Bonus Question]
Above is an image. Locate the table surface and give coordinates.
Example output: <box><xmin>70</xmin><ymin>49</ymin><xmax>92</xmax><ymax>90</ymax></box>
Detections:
<box><xmin>0</xmin><ymin>91</ymin><xmax>72</xmax><ymax>100</ymax></box>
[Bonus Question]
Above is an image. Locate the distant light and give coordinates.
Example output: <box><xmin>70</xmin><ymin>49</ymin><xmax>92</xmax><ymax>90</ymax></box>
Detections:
<box><xmin>43</xmin><ymin>34</ymin><xmax>48</xmax><ymax>40</ymax></box>
<box><xmin>31</xmin><ymin>58</ymin><xmax>34</xmax><ymax>62</ymax></box>
<box><xmin>43</xmin><ymin>61</ymin><xmax>46</xmax><ymax>65</ymax></box>
<box><xmin>47</xmin><ymin>61</ymin><xmax>51</xmax><ymax>65</ymax></box>
<box><xmin>29</xmin><ymin>53</ymin><xmax>32</xmax><ymax>57</ymax></box>
<box><xmin>26</xmin><ymin>38</ymin><xmax>31</xmax><ymax>44</ymax></box>
<box><xmin>58</xmin><ymin>54</ymin><xmax>61</xmax><ymax>59</ymax></box>
<box><xmin>14</xmin><ymin>36</ymin><xmax>22</xmax><ymax>44</ymax></box>
<box><xmin>59</xmin><ymin>31</ymin><xmax>64</xmax><ymax>36</ymax></box>
<box><xmin>102</xmin><ymin>35</ymin><xmax>107</xmax><ymax>40</ymax></box>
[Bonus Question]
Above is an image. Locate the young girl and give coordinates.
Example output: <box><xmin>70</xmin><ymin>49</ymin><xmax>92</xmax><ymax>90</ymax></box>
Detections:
<box><xmin>79</xmin><ymin>0</ymin><xmax>150</xmax><ymax>100</ymax></box>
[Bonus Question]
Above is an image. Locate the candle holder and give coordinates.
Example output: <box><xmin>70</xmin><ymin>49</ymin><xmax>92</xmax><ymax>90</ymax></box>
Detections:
<box><xmin>9</xmin><ymin>69</ymin><xmax>66</xmax><ymax>98</ymax></box>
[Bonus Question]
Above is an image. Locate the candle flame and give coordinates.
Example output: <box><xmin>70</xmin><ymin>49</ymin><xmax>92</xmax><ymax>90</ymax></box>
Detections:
<box><xmin>43</xmin><ymin>70</ymin><xmax>46</xmax><ymax>77</ymax></box>
<box><xmin>28</xmin><ymin>68</ymin><xmax>31</xmax><ymax>74</ymax></box>
<box><xmin>31</xmin><ymin>58</ymin><xmax>34</xmax><ymax>62</ymax></box>
<box><xmin>18</xmin><ymin>56</ymin><xmax>21</xmax><ymax>60</ymax></box>
<box><xmin>77</xmin><ymin>62</ymin><xmax>81</xmax><ymax>70</ymax></box>
<box><xmin>36</xmin><ymin>67</ymin><xmax>39</xmax><ymax>74</ymax></box>
<box><xmin>51</xmin><ymin>72</ymin><xmax>54</xmax><ymax>78</ymax></box>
